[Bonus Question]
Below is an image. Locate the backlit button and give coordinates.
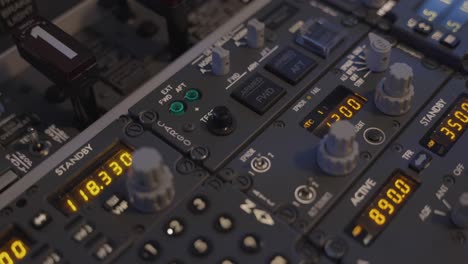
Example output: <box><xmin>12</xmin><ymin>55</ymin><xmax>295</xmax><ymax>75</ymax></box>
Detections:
<box><xmin>41</xmin><ymin>250</ymin><xmax>62</xmax><ymax>264</ymax></box>
<box><xmin>140</xmin><ymin>241</ymin><xmax>161</xmax><ymax>261</ymax></box>
<box><xmin>409</xmin><ymin>151</ymin><xmax>432</xmax><ymax>173</ymax></box>
<box><xmin>414</xmin><ymin>21</ymin><xmax>433</xmax><ymax>35</ymax></box>
<box><xmin>440</xmin><ymin>34</ymin><xmax>460</xmax><ymax>49</ymax></box>
<box><xmin>191</xmin><ymin>237</ymin><xmax>211</xmax><ymax>257</ymax></box>
<box><xmin>94</xmin><ymin>242</ymin><xmax>114</xmax><ymax>261</ymax></box>
<box><xmin>232</xmin><ymin>74</ymin><xmax>285</xmax><ymax>115</ymax></box>
<box><xmin>31</xmin><ymin>211</ymin><xmax>52</xmax><ymax>230</ymax></box>
<box><xmin>265</xmin><ymin>47</ymin><xmax>317</xmax><ymax>85</ymax></box>
<box><xmin>241</xmin><ymin>234</ymin><xmax>261</xmax><ymax>254</ymax></box>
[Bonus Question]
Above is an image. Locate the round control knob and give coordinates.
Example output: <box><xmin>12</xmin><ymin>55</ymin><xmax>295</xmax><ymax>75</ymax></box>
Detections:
<box><xmin>375</xmin><ymin>63</ymin><xmax>415</xmax><ymax>116</ymax></box>
<box><xmin>451</xmin><ymin>192</ymin><xmax>468</xmax><ymax>229</ymax></box>
<box><xmin>207</xmin><ymin>106</ymin><xmax>235</xmax><ymax>136</ymax></box>
<box><xmin>126</xmin><ymin>147</ymin><xmax>175</xmax><ymax>213</ymax></box>
<box><xmin>317</xmin><ymin>121</ymin><xmax>359</xmax><ymax>176</ymax></box>
<box><xmin>366</xmin><ymin>32</ymin><xmax>392</xmax><ymax>73</ymax></box>
<box><xmin>362</xmin><ymin>0</ymin><xmax>387</xmax><ymax>8</ymax></box>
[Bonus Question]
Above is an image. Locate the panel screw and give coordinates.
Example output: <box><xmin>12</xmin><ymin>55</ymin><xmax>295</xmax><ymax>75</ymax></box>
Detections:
<box><xmin>176</xmin><ymin>159</ymin><xmax>196</xmax><ymax>174</ymax></box>
<box><xmin>139</xmin><ymin>111</ymin><xmax>158</xmax><ymax>125</ymax></box>
<box><xmin>190</xmin><ymin>147</ymin><xmax>210</xmax><ymax>162</ymax></box>
<box><xmin>125</xmin><ymin>123</ymin><xmax>144</xmax><ymax>137</ymax></box>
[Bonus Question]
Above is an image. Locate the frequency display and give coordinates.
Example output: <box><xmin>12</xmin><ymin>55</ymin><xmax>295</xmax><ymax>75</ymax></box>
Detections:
<box><xmin>300</xmin><ymin>86</ymin><xmax>367</xmax><ymax>137</ymax></box>
<box><xmin>49</xmin><ymin>143</ymin><xmax>133</xmax><ymax>215</ymax></box>
<box><xmin>350</xmin><ymin>171</ymin><xmax>418</xmax><ymax>246</ymax></box>
<box><xmin>421</xmin><ymin>94</ymin><xmax>468</xmax><ymax>156</ymax></box>
<box><xmin>0</xmin><ymin>226</ymin><xmax>32</xmax><ymax>264</ymax></box>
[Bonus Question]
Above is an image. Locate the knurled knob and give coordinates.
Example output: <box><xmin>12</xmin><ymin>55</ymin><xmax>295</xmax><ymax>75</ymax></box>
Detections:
<box><xmin>375</xmin><ymin>63</ymin><xmax>415</xmax><ymax>116</ymax></box>
<box><xmin>126</xmin><ymin>147</ymin><xmax>175</xmax><ymax>213</ymax></box>
<box><xmin>317</xmin><ymin>121</ymin><xmax>359</xmax><ymax>176</ymax></box>
<box><xmin>451</xmin><ymin>193</ymin><xmax>468</xmax><ymax>229</ymax></box>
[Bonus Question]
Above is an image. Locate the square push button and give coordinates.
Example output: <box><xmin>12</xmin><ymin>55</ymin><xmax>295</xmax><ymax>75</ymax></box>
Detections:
<box><xmin>232</xmin><ymin>74</ymin><xmax>285</xmax><ymax>115</ymax></box>
<box><xmin>265</xmin><ymin>47</ymin><xmax>317</xmax><ymax>85</ymax></box>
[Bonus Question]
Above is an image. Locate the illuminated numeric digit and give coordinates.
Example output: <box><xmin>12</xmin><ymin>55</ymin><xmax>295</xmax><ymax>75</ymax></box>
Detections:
<box><xmin>79</xmin><ymin>190</ymin><xmax>89</xmax><ymax>201</ymax></box>
<box><xmin>455</xmin><ymin>111</ymin><xmax>468</xmax><ymax>123</ymax></box>
<box><xmin>120</xmin><ymin>152</ymin><xmax>132</xmax><ymax>167</ymax></box>
<box><xmin>462</xmin><ymin>102</ymin><xmax>468</xmax><ymax>112</ymax></box>
<box><xmin>0</xmin><ymin>252</ymin><xmax>13</xmax><ymax>264</ymax></box>
<box><xmin>387</xmin><ymin>189</ymin><xmax>403</xmax><ymax>204</ymax></box>
<box><xmin>109</xmin><ymin>162</ymin><xmax>123</xmax><ymax>176</ymax></box>
<box><xmin>447</xmin><ymin>119</ymin><xmax>463</xmax><ymax>131</ymax></box>
<box><xmin>422</xmin><ymin>9</ymin><xmax>438</xmax><ymax>21</ymax></box>
<box><xmin>339</xmin><ymin>106</ymin><xmax>353</xmax><ymax>118</ymax></box>
<box><xmin>395</xmin><ymin>179</ymin><xmax>411</xmax><ymax>194</ymax></box>
<box><xmin>440</xmin><ymin>127</ymin><xmax>456</xmax><ymax>140</ymax></box>
<box><xmin>378</xmin><ymin>199</ymin><xmax>395</xmax><ymax>215</ymax></box>
<box><xmin>446</xmin><ymin>20</ymin><xmax>462</xmax><ymax>32</ymax></box>
<box><xmin>11</xmin><ymin>240</ymin><xmax>27</xmax><ymax>259</ymax></box>
<box><xmin>369</xmin><ymin>208</ymin><xmax>386</xmax><ymax>225</ymax></box>
<box><xmin>67</xmin><ymin>199</ymin><xmax>78</xmax><ymax>212</ymax></box>
<box><xmin>86</xmin><ymin>180</ymin><xmax>101</xmax><ymax>196</ymax></box>
<box><xmin>98</xmin><ymin>171</ymin><xmax>113</xmax><ymax>184</ymax></box>
<box><xmin>347</xmin><ymin>98</ymin><xmax>362</xmax><ymax>111</ymax></box>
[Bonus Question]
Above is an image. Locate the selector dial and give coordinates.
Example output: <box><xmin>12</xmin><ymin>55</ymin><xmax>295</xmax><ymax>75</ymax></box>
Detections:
<box><xmin>317</xmin><ymin>121</ymin><xmax>359</xmax><ymax>176</ymax></box>
<box><xmin>375</xmin><ymin>63</ymin><xmax>415</xmax><ymax>116</ymax></box>
<box><xmin>451</xmin><ymin>192</ymin><xmax>468</xmax><ymax>229</ymax></box>
<box><xmin>126</xmin><ymin>147</ymin><xmax>175</xmax><ymax>213</ymax></box>
<box><xmin>207</xmin><ymin>106</ymin><xmax>236</xmax><ymax>136</ymax></box>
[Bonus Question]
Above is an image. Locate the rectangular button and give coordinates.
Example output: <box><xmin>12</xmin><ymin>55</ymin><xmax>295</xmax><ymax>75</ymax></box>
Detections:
<box><xmin>232</xmin><ymin>74</ymin><xmax>285</xmax><ymax>115</ymax></box>
<box><xmin>265</xmin><ymin>47</ymin><xmax>317</xmax><ymax>85</ymax></box>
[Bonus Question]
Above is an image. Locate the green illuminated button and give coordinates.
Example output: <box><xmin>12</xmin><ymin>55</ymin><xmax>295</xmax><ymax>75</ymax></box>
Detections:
<box><xmin>169</xmin><ymin>101</ymin><xmax>186</xmax><ymax>115</ymax></box>
<box><xmin>185</xmin><ymin>89</ymin><xmax>201</xmax><ymax>102</ymax></box>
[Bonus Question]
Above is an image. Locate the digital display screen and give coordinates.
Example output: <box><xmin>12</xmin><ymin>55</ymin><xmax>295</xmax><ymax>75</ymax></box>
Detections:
<box><xmin>0</xmin><ymin>226</ymin><xmax>32</xmax><ymax>263</ymax></box>
<box><xmin>350</xmin><ymin>171</ymin><xmax>418</xmax><ymax>246</ymax></box>
<box><xmin>421</xmin><ymin>94</ymin><xmax>468</xmax><ymax>156</ymax></box>
<box><xmin>417</xmin><ymin>0</ymin><xmax>468</xmax><ymax>32</ymax></box>
<box><xmin>300</xmin><ymin>86</ymin><xmax>367</xmax><ymax>137</ymax></box>
<box><xmin>49</xmin><ymin>143</ymin><xmax>133</xmax><ymax>215</ymax></box>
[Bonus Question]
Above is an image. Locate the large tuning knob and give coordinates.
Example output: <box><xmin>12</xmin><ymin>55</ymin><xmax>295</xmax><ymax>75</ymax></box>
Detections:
<box><xmin>451</xmin><ymin>193</ymin><xmax>468</xmax><ymax>229</ymax></box>
<box><xmin>126</xmin><ymin>147</ymin><xmax>175</xmax><ymax>213</ymax></box>
<box><xmin>375</xmin><ymin>63</ymin><xmax>415</xmax><ymax>116</ymax></box>
<box><xmin>317</xmin><ymin>121</ymin><xmax>359</xmax><ymax>176</ymax></box>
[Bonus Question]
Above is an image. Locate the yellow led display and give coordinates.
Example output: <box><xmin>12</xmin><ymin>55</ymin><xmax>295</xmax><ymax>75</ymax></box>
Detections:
<box><xmin>49</xmin><ymin>144</ymin><xmax>133</xmax><ymax>215</ymax></box>
<box><xmin>350</xmin><ymin>171</ymin><xmax>418</xmax><ymax>246</ymax></box>
<box><xmin>421</xmin><ymin>95</ymin><xmax>468</xmax><ymax>156</ymax></box>
<box><xmin>300</xmin><ymin>86</ymin><xmax>367</xmax><ymax>137</ymax></box>
<box><xmin>0</xmin><ymin>227</ymin><xmax>31</xmax><ymax>264</ymax></box>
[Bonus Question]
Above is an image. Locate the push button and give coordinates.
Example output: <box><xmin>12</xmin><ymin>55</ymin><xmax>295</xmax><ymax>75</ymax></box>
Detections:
<box><xmin>31</xmin><ymin>211</ymin><xmax>52</xmax><ymax>230</ymax></box>
<box><xmin>296</xmin><ymin>18</ymin><xmax>345</xmax><ymax>58</ymax></box>
<box><xmin>409</xmin><ymin>151</ymin><xmax>432</xmax><ymax>173</ymax></box>
<box><xmin>232</xmin><ymin>74</ymin><xmax>285</xmax><ymax>115</ymax></box>
<box><xmin>265</xmin><ymin>47</ymin><xmax>316</xmax><ymax>85</ymax></box>
<box><xmin>440</xmin><ymin>34</ymin><xmax>460</xmax><ymax>49</ymax></box>
<box><xmin>414</xmin><ymin>21</ymin><xmax>433</xmax><ymax>36</ymax></box>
